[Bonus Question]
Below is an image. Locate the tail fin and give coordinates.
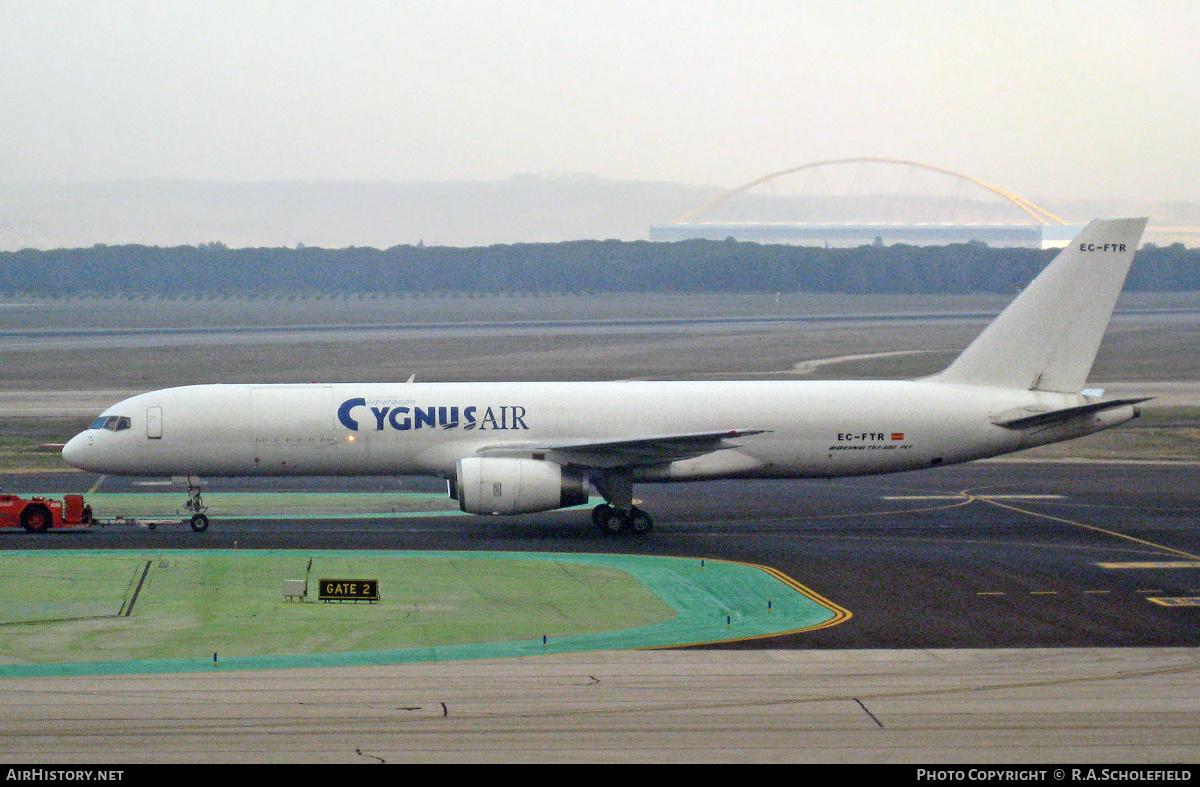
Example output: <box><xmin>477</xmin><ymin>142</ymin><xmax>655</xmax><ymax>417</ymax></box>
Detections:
<box><xmin>932</xmin><ymin>217</ymin><xmax>1148</xmax><ymax>393</ymax></box>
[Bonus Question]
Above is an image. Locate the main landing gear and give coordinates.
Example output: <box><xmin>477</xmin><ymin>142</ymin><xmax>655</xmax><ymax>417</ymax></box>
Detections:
<box><xmin>591</xmin><ymin>504</ymin><xmax>653</xmax><ymax>535</ymax></box>
<box><xmin>590</xmin><ymin>469</ymin><xmax>653</xmax><ymax>535</ymax></box>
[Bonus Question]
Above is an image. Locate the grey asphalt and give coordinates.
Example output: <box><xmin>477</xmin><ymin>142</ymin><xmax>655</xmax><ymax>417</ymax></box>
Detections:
<box><xmin>8</xmin><ymin>460</ymin><xmax>1200</xmax><ymax>649</ymax></box>
<box><xmin>4</xmin><ymin>455</ymin><xmax>1200</xmax><ymax>763</ymax></box>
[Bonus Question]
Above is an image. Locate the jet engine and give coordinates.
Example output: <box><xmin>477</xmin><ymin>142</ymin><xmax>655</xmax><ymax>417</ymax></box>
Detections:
<box><xmin>454</xmin><ymin>457</ymin><xmax>589</xmax><ymax>515</ymax></box>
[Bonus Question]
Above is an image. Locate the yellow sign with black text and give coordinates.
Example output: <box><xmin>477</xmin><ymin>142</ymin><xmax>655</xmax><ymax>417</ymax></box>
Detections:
<box><xmin>318</xmin><ymin>578</ymin><xmax>380</xmax><ymax>602</ymax></box>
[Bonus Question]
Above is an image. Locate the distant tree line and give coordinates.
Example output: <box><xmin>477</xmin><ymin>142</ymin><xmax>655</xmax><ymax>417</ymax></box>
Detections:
<box><xmin>0</xmin><ymin>239</ymin><xmax>1197</xmax><ymax>296</ymax></box>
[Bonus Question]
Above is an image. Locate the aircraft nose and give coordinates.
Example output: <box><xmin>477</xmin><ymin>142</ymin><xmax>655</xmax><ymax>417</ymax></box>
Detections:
<box><xmin>61</xmin><ymin>432</ymin><xmax>94</xmax><ymax>471</ymax></box>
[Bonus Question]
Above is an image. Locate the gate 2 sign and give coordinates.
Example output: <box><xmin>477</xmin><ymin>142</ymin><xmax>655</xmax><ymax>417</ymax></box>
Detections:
<box><xmin>318</xmin><ymin>578</ymin><xmax>380</xmax><ymax>602</ymax></box>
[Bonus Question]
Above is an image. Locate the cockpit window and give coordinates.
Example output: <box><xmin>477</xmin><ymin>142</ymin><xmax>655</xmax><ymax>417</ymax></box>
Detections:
<box><xmin>90</xmin><ymin>415</ymin><xmax>131</xmax><ymax>432</ymax></box>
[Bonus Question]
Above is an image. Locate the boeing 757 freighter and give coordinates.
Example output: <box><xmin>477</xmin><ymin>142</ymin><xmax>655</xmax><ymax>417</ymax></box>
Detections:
<box><xmin>63</xmin><ymin>218</ymin><xmax>1149</xmax><ymax>534</ymax></box>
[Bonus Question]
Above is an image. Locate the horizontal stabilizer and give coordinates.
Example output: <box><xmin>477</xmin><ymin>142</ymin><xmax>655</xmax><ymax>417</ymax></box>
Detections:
<box><xmin>992</xmin><ymin>397</ymin><xmax>1151</xmax><ymax>430</ymax></box>
<box><xmin>477</xmin><ymin>429</ymin><xmax>769</xmax><ymax>468</ymax></box>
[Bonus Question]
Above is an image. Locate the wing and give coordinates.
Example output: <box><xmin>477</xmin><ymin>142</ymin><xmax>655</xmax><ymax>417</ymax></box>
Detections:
<box><xmin>475</xmin><ymin>429</ymin><xmax>769</xmax><ymax>469</ymax></box>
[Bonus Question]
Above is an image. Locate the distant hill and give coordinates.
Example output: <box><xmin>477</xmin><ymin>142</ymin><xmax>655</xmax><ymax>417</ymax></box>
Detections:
<box><xmin>0</xmin><ymin>176</ymin><xmax>724</xmax><ymax>250</ymax></box>
<box><xmin>1</xmin><ymin>176</ymin><xmax>1197</xmax><ymax>250</ymax></box>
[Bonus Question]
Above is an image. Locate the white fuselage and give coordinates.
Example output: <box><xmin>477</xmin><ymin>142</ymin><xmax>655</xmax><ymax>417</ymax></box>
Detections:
<box><xmin>61</xmin><ymin>380</ymin><xmax>1135</xmax><ymax>482</ymax></box>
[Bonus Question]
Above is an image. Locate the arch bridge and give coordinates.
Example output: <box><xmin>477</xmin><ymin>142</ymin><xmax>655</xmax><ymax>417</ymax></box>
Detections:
<box><xmin>650</xmin><ymin>158</ymin><xmax>1081</xmax><ymax>248</ymax></box>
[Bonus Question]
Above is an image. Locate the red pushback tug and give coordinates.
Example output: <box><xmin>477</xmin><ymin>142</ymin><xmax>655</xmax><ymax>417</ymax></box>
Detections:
<box><xmin>0</xmin><ymin>494</ymin><xmax>92</xmax><ymax>532</ymax></box>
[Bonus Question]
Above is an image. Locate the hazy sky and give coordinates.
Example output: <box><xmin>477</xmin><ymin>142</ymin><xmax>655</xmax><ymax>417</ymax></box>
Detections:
<box><xmin>3</xmin><ymin>0</ymin><xmax>1197</xmax><ymax>202</ymax></box>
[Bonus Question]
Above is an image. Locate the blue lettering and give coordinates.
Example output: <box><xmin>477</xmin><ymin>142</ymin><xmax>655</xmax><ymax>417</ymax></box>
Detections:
<box><xmin>388</xmin><ymin>406</ymin><xmax>411</xmax><ymax>430</ymax></box>
<box><xmin>414</xmin><ymin>406</ymin><xmax>436</xmax><ymax>429</ymax></box>
<box><xmin>338</xmin><ymin>397</ymin><xmax>366</xmax><ymax>431</ymax></box>
<box><xmin>337</xmin><ymin>400</ymin><xmax>527</xmax><ymax>432</ymax></box>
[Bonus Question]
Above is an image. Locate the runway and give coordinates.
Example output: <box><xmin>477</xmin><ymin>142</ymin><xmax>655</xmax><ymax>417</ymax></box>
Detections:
<box><xmin>3</xmin><ymin>458</ymin><xmax>1200</xmax><ymax>762</ymax></box>
<box><xmin>3</xmin><ymin>282</ymin><xmax>1199</xmax><ymax>762</ymax></box>
<box><xmin>9</xmin><ymin>459</ymin><xmax>1200</xmax><ymax>650</ymax></box>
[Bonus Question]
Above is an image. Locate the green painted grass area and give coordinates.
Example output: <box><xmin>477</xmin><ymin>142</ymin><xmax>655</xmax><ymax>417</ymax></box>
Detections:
<box><xmin>51</xmin><ymin>492</ymin><xmax>465</xmax><ymax>519</ymax></box>
<box><xmin>0</xmin><ymin>553</ymin><xmax>140</xmax><ymax>625</ymax></box>
<box><xmin>0</xmin><ymin>551</ymin><xmax>673</xmax><ymax>663</ymax></box>
<box><xmin>0</xmin><ymin>550</ymin><xmax>846</xmax><ymax>676</ymax></box>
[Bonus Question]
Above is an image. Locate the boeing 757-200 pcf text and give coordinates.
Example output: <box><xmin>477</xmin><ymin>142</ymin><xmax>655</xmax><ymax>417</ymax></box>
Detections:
<box><xmin>63</xmin><ymin>218</ymin><xmax>1150</xmax><ymax>535</ymax></box>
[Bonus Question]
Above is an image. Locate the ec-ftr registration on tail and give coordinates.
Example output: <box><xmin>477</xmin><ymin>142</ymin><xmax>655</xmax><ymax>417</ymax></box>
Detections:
<box><xmin>63</xmin><ymin>218</ymin><xmax>1150</xmax><ymax>535</ymax></box>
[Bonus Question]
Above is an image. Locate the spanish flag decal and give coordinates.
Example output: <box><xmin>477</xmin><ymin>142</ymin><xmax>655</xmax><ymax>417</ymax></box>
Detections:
<box><xmin>891</xmin><ymin>432</ymin><xmax>905</xmax><ymax>441</ymax></box>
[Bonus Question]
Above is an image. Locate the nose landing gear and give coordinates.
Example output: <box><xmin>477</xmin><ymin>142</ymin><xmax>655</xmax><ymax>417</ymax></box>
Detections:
<box><xmin>184</xmin><ymin>479</ymin><xmax>209</xmax><ymax>532</ymax></box>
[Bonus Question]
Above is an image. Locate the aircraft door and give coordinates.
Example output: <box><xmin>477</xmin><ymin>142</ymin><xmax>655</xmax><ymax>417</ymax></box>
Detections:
<box><xmin>146</xmin><ymin>406</ymin><xmax>163</xmax><ymax>439</ymax></box>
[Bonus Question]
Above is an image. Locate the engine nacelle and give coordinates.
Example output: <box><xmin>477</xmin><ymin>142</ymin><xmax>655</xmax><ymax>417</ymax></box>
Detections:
<box><xmin>454</xmin><ymin>457</ymin><xmax>589</xmax><ymax>515</ymax></box>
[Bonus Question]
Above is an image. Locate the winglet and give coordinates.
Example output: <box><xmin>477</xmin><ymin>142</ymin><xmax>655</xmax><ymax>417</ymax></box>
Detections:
<box><xmin>931</xmin><ymin>218</ymin><xmax>1148</xmax><ymax>393</ymax></box>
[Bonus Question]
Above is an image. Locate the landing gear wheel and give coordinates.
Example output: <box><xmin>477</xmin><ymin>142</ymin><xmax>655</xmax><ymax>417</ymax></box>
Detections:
<box><xmin>189</xmin><ymin>513</ymin><xmax>209</xmax><ymax>532</ymax></box>
<box><xmin>20</xmin><ymin>506</ymin><xmax>51</xmax><ymax>533</ymax></box>
<box><xmin>593</xmin><ymin>505</ymin><xmax>626</xmax><ymax>535</ymax></box>
<box><xmin>626</xmin><ymin>507</ymin><xmax>653</xmax><ymax>535</ymax></box>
